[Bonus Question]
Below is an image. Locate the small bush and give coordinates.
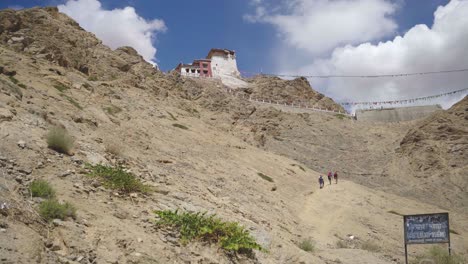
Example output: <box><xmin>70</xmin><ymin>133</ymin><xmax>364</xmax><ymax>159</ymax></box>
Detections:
<box><xmin>360</xmin><ymin>240</ymin><xmax>380</xmax><ymax>252</ymax></box>
<box><xmin>39</xmin><ymin>199</ymin><xmax>76</xmax><ymax>221</ymax></box>
<box><xmin>18</xmin><ymin>83</ymin><xmax>27</xmax><ymax>89</ymax></box>
<box><xmin>47</xmin><ymin>126</ymin><xmax>74</xmax><ymax>155</ymax></box>
<box><xmin>88</xmin><ymin>76</ymin><xmax>98</xmax><ymax>81</ymax></box>
<box><xmin>104</xmin><ymin>105</ymin><xmax>122</xmax><ymax>116</ymax></box>
<box><xmin>172</xmin><ymin>123</ymin><xmax>189</xmax><ymax>130</ymax></box>
<box><xmin>30</xmin><ymin>180</ymin><xmax>55</xmax><ymax>199</ymax></box>
<box><xmin>167</xmin><ymin>111</ymin><xmax>177</xmax><ymax>121</ymax></box>
<box><xmin>298</xmin><ymin>238</ymin><xmax>315</xmax><ymax>252</ymax></box>
<box><xmin>62</xmin><ymin>95</ymin><xmax>83</xmax><ymax>110</ymax></box>
<box><xmin>335</xmin><ymin>113</ymin><xmax>348</xmax><ymax>120</ymax></box>
<box><xmin>291</xmin><ymin>164</ymin><xmax>306</xmax><ymax>172</ymax></box>
<box><xmin>412</xmin><ymin>246</ymin><xmax>465</xmax><ymax>264</ymax></box>
<box><xmin>257</xmin><ymin>172</ymin><xmax>274</xmax><ymax>182</ymax></box>
<box><xmin>86</xmin><ymin>164</ymin><xmax>149</xmax><ymax>193</ymax></box>
<box><xmin>0</xmin><ymin>78</ymin><xmax>22</xmax><ymax>98</ymax></box>
<box><xmin>155</xmin><ymin>210</ymin><xmax>263</xmax><ymax>254</ymax></box>
<box><xmin>53</xmin><ymin>83</ymin><xmax>69</xmax><ymax>92</ymax></box>
<box><xmin>8</xmin><ymin>76</ymin><xmax>19</xmax><ymax>84</ymax></box>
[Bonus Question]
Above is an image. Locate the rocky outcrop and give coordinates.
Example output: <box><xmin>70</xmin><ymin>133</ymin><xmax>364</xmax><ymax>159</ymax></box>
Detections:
<box><xmin>246</xmin><ymin>75</ymin><xmax>345</xmax><ymax>112</ymax></box>
<box><xmin>395</xmin><ymin>96</ymin><xmax>468</xmax><ymax>210</ymax></box>
<box><xmin>0</xmin><ymin>7</ymin><xmax>158</xmax><ymax>86</ymax></box>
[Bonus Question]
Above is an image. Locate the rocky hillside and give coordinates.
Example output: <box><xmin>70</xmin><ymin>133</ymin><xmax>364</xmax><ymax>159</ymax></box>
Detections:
<box><xmin>0</xmin><ymin>7</ymin><xmax>467</xmax><ymax>264</ymax></box>
<box><xmin>390</xmin><ymin>96</ymin><xmax>468</xmax><ymax>211</ymax></box>
<box><xmin>245</xmin><ymin>75</ymin><xmax>344</xmax><ymax>112</ymax></box>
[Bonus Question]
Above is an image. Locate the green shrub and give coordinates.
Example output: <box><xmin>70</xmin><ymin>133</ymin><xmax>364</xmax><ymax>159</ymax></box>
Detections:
<box><xmin>8</xmin><ymin>76</ymin><xmax>19</xmax><ymax>84</ymax></box>
<box><xmin>155</xmin><ymin>210</ymin><xmax>263</xmax><ymax>254</ymax></box>
<box><xmin>0</xmin><ymin>79</ymin><xmax>22</xmax><ymax>98</ymax></box>
<box><xmin>88</xmin><ymin>76</ymin><xmax>98</xmax><ymax>81</ymax></box>
<box><xmin>298</xmin><ymin>238</ymin><xmax>315</xmax><ymax>252</ymax></box>
<box><xmin>53</xmin><ymin>83</ymin><xmax>69</xmax><ymax>92</ymax></box>
<box><xmin>104</xmin><ymin>105</ymin><xmax>122</xmax><ymax>116</ymax></box>
<box><xmin>335</xmin><ymin>113</ymin><xmax>348</xmax><ymax>120</ymax></box>
<box><xmin>412</xmin><ymin>246</ymin><xmax>465</xmax><ymax>264</ymax></box>
<box><xmin>47</xmin><ymin>126</ymin><xmax>74</xmax><ymax>155</ymax></box>
<box><xmin>257</xmin><ymin>172</ymin><xmax>274</xmax><ymax>182</ymax></box>
<box><xmin>30</xmin><ymin>180</ymin><xmax>55</xmax><ymax>199</ymax></box>
<box><xmin>18</xmin><ymin>83</ymin><xmax>27</xmax><ymax>89</ymax></box>
<box><xmin>86</xmin><ymin>164</ymin><xmax>149</xmax><ymax>193</ymax></box>
<box><xmin>291</xmin><ymin>164</ymin><xmax>306</xmax><ymax>172</ymax></box>
<box><xmin>172</xmin><ymin>123</ymin><xmax>189</xmax><ymax>130</ymax></box>
<box><xmin>39</xmin><ymin>199</ymin><xmax>76</xmax><ymax>221</ymax></box>
<box><xmin>61</xmin><ymin>94</ymin><xmax>83</xmax><ymax>110</ymax></box>
<box><xmin>167</xmin><ymin>111</ymin><xmax>177</xmax><ymax>121</ymax></box>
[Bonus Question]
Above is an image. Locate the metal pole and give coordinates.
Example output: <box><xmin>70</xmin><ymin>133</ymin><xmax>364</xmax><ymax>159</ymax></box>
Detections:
<box><xmin>448</xmin><ymin>213</ymin><xmax>452</xmax><ymax>255</ymax></box>
<box><xmin>404</xmin><ymin>215</ymin><xmax>408</xmax><ymax>264</ymax></box>
<box><xmin>404</xmin><ymin>243</ymin><xmax>408</xmax><ymax>264</ymax></box>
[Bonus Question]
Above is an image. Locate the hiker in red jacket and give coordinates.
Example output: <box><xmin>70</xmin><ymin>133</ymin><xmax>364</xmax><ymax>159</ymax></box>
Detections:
<box><xmin>327</xmin><ymin>172</ymin><xmax>332</xmax><ymax>185</ymax></box>
<box><xmin>334</xmin><ymin>171</ymin><xmax>338</xmax><ymax>184</ymax></box>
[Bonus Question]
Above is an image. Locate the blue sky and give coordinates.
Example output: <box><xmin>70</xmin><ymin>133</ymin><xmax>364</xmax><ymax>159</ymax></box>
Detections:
<box><xmin>1</xmin><ymin>0</ymin><xmax>448</xmax><ymax>72</ymax></box>
<box><xmin>2</xmin><ymin>0</ymin><xmax>467</xmax><ymax>109</ymax></box>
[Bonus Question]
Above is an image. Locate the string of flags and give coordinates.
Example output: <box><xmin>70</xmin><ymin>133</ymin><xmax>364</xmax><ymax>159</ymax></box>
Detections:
<box><xmin>338</xmin><ymin>87</ymin><xmax>468</xmax><ymax>106</ymax></box>
<box><xmin>240</xmin><ymin>68</ymin><xmax>468</xmax><ymax>78</ymax></box>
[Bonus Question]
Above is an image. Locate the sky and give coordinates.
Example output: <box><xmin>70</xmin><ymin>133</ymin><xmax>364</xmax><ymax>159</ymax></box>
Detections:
<box><xmin>2</xmin><ymin>0</ymin><xmax>468</xmax><ymax>109</ymax></box>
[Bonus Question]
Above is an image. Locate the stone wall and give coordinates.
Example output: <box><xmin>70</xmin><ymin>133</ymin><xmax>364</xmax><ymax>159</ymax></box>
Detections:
<box><xmin>356</xmin><ymin>105</ymin><xmax>442</xmax><ymax>122</ymax></box>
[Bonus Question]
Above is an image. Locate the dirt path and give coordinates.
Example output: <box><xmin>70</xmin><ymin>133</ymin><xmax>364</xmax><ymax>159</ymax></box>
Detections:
<box><xmin>298</xmin><ymin>180</ymin><xmax>468</xmax><ymax>264</ymax></box>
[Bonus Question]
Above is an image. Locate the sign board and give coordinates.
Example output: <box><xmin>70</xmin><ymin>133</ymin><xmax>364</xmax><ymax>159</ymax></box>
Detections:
<box><xmin>404</xmin><ymin>213</ymin><xmax>449</xmax><ymax>244</ymax></box>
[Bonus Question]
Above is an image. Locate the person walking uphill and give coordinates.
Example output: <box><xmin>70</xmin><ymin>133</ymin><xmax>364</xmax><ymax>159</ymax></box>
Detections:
<box><xmin>319</xmin><ymin>175</ymin><xmax>324</xmax><ymax>189</ymax></box>
<box><xmin>327</xmin><ymin>172</ymin><xmax>332</xmax><ymax>185</ymax></box>
<box><xmin>334</xmin><ymin>171</ymin><xmax>338</xmax><ymax>184</ymax></box>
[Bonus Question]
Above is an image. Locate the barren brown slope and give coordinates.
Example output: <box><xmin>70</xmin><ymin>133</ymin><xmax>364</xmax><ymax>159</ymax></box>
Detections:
<box><xmin>0</xmin><ymin>6</ymin><xmax>467</xmax><ymax>264</ymax></box>
<box><xmin>386</xmin><ymin>96</ymin><xmax>468</xmax><ymax>211</ymax></box>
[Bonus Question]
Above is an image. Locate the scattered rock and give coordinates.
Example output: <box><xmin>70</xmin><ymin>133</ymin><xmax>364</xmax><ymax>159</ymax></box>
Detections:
<box><xmin>52</xmin><ymin>219</ymin><xmax>64</xmax><ymax>226</ymax></box>
<box><xmin>154</xmin><ymin>187</ymin><xmax>170</xmax><ymax>195</ymax></box>
<box><xmin>18</xmin><ymin>167</ymin><xmax>32</xmax><ymax>175</ymax></box>
<box><xmin>0</xmin><ymin>108</ymin><xmax>14</xmax><ymax>122</ymax></box>
<box><xmin>17</xmin><ymin>140</ymin><xmax>26</xmax><ymax>149</ymax></box>
<box><xmin>0</xmin><ymin>228</ymin><xmax>6</xmax><ymax>233</ymax></box>
<box><xmin>113</xmin><ymin>211</ymin><xmax>129</xmax><ymax>220</ymax></box>
<box><xmin>59</xmin><ymin>170</ymin><xmax>73</xmax><ymax>178</ymax></box>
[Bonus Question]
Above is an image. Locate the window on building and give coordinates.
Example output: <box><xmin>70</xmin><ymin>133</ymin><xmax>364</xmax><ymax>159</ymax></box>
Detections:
<box><xmin>203</xmin><ymin>70</ymin><xmax>208</xmax><ymax>74</ymax></box>
<box><xmin>197</xmin><ymin>70</ymin><xmax>200</xmax><ymax>73</ymax></box>
<box><xmin>191</xmin><ymin>69</ymin><xmax>195</xmax><ymax>73</ymax></box>
<box><xmin>202</xmin><ymin>63</ymin><xmax>208</xmax><ymax>68</ymax></box>
<box><xmin>185</xmin><ymin>69</ymin><xmax>189</xmax><ymax>73</ymax></box>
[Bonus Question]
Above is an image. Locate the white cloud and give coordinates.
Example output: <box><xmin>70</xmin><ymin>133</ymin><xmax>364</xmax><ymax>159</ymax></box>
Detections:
<box><xmin>58</xmin><ymin>0</ymin><xmax>166</xmax><ymax>63</ymax></box>
<box><xmin>246</xmin><ymin>0</ymin><xmax>398</xmax><ymax>55</ymax></box>
<box><xmin>247</xmin><ymin>0</ymin><xmax>468</xmax><ymax>111</ymax></box>
<box><xmin>303</xmin><ymin>0</ymin><xmax>468</xmax><ymax>108</ymax></box>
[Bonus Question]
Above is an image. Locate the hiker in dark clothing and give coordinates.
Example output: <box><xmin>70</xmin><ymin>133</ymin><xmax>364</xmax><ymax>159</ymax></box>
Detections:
<box><xmin>327</xmin><ymin>173</ymin><xmax>332</xmax><ymax>185</ymax></box>
<box><xmin>319</xmin><ymin>175</ymin><xmax>324</xmax><ymax>189</ymax></box>
<box><xmin>334</xmin><ymin>171</ymin><xmax>338</xmax><ymax>184</ymax></box>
